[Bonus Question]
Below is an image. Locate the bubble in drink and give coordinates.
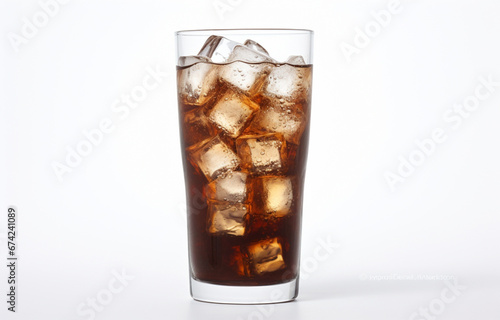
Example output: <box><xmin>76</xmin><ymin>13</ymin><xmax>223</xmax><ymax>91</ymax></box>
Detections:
<box><xmin>264</xmin><ymin>63</ymin><xmax>311</xmax><ymax>101</ymax></box>
<box><xmin>188</xmin><ymin>135</ymin><xmax>240</xmax><ymax>181</ymax></box>
<box><xmin>207</xmin><ymin>88</ymin><xmax>259</xmax><ymax>138</ymax></box>
<box><xmin>208</xmin><ymin>201</ymin><xmax>248</xmax><ymax>236</ymax></box>
<box><xmin>177</xmin><ymin>62</ymin><xmax>218</xmax><ymax>107</ymax></box>
<box><xmin>182</xmin><ymin>106</ymin><xmax>216</xmax><ymax>147</ymax></box>
<box><xmin>220</xmin><ymin>45</ymin><xmax>274</xmax><ymax>94</ymax></box>
<box><xmin>236</xmin><ymin>133</ymin><xmax>287</xmax><ymax>175</ymax></box>
<box><xmin>246</xmin><ymin>99</ymin><xmax>306</xmax><ymax>144</ymax></box>
<box><xmin>207</xmin><ymin>171</ymin><xmax>248</xmax><ymax>203</ymax></box>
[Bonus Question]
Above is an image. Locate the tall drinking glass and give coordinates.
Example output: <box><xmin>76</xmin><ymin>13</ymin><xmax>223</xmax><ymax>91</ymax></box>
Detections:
<box><xmin>176</xmin><ymin>29</ymin><xmax>313</xmax><ymax>304</ymax></box>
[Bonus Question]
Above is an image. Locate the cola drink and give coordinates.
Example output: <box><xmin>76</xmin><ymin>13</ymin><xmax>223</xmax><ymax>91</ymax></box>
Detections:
<box><xmin>177</xmin><ymin>35</ymin><xmax>312</xmax><ymax>287</ymax></box>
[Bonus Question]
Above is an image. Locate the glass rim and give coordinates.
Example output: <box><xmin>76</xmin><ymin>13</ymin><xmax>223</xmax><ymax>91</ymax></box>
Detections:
<box><xmin>175</xmin><ymin>28</ymin><xmax>314</xmax><ymax>37</ymax></box>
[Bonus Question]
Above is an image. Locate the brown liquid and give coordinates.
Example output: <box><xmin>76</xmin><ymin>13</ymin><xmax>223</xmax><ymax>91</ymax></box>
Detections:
<box><xmin>178</xmin><ymin>61</ymin><xmax>312</xmax><ymax>286</ymax></box>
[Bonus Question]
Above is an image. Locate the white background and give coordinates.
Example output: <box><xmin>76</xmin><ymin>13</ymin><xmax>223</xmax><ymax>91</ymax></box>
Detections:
<box><xmin>1</xmin><ymin>0</ymin><xmax>500</xmax><ymax>319</ymax></box>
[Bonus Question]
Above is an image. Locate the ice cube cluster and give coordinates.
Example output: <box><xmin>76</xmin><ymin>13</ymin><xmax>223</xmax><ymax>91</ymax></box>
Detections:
<box><xmin>179</xmin><ymin>36</ymin><xmax>312</xmax><ymax>275</ymax></box>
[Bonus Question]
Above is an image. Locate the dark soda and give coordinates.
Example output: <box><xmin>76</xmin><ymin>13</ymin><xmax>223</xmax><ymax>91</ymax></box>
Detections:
<box><xmin>178</xmin><ymin>58</ymin><xmax>312</xmax><ymax>286</ymax></box>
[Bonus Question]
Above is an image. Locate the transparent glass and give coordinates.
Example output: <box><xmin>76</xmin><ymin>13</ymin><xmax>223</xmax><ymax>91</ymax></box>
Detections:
<box><xmin>176</xmin><ymin>29</ymin><xmax>313</xmax><ymax>304</ymax></box>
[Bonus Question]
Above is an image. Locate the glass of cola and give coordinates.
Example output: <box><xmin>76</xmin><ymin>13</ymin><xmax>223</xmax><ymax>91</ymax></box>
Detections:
<box><xmin>176</xmin><ymin>29</ymin><xmax>313</xmax><ymax>304</ymax></box>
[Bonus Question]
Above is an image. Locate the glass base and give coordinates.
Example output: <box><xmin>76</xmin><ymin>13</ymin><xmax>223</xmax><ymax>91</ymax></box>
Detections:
<box><xmin>190</xmin><ymin>277</ymin><xmax>299</xmax><ymax>304</ymax></box>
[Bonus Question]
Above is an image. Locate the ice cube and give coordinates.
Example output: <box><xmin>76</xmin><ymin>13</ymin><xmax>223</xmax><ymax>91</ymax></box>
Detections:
<box><xmin>228</xmin><ymin>45</ymin><xmax>274</xmax><ymax>63</ymax></box>
<box><xmin>178</xmin><ymin>55</ymin><xmax>211</xmax><ymax>67</ymax></box>
<box><xmin>245</xmin><ymin>100</ymin><xmax>307</xmax><ymax>144</ymax></box>
<box><xmin>264</xmin><ymin>63</ymin><xmax>311</xmax><ymax>101</ymax></box>
<box><xmin>207</xmin><ymin>89</ymin><xmax>259</xmax><ymax>138</ymax></box>
<box><xmin>198</xmin><ymin>35</ymin><xmax>239</xmax><ymax>63</ymax></box>
<box><xmin>182</xmin><ymin>107</ymin><xmax>216</xmax><ymax>147</ymax></box>
<box><xmin>247</xmin><ymin>238</ymin><xmax>285</xmax><ymax>274</ymax></box>
<box><xmin>188</xmin><ymin>135</ymin><xmax>240</xmax><ymax>181</ymax></box>
<box><xmin>206</xmin><ymin>171</ymin><xmax>248</xmax><ymax>203</ymax></box>
<box><xmin>254</xmin><ymin>254</ymin><xmax>284</xmax><ymax>274</ymax></box>
<box><xmin>236</xmin><ymin>133</ymin><xmax>286</xmax><ymax>175</ymax></box>
<box><xmin>208</xmin><ymin>202</ymin><xmax>248</xmax><ymax>236</ymax></box>
<box><xmin>220</xmin><ymin>45</ymin><xmax>274</xmax><ymax>94</ymax></box>
<box><xmin>177</xmin><ymin>62</ymin><xmax>218</xmax><ymax>107</ymax></box>
<box><xmin>244</xmin><ymin>39</ymin><xmax>270</xmax><ymax>57</ymax></box>
<box><xmin>254</xmin><ymin>176</ymin><xmax>293</xmax><ymax>217</ymax></box>
<box><xmin>286</xmin><ymin>55</ymin><xmax>306</xmax><ymax>65</ymax></box>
